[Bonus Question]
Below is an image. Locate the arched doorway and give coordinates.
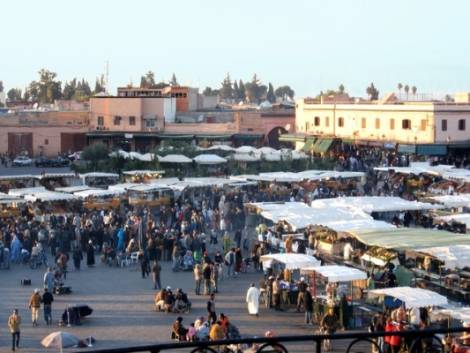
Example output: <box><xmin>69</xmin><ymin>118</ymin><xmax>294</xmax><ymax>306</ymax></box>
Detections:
<box><xmin>266</xmin><ymin>126</ymin><xmax>288</xmax><ymax>149</ymax></box>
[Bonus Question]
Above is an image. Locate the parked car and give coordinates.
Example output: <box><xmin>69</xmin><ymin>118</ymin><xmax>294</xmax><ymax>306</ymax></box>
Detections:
<box><xmin>51</xmin><ymin>156</ymin><xmax>70</xmax><ymax>167</ymax></box>
<box><xmin>68</xmin><ymin>151</ymin><xmax>82</xmax><ymax>161</ymax></box>
<box><xmin>35</xmin><ymin>156</ymin><xmax>53</xmax><ymax>167</ymax></box>
<box><xmin>13</xmin><ymin>156</ymin><xmax>33</xmax><ymax>166</ymax></box>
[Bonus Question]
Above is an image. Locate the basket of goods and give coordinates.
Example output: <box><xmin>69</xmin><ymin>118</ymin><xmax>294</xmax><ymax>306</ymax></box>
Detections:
<box><xmin>362</xmin><ymin>247</ymin><xmax>398</xmax><ymax>267</ymax></box>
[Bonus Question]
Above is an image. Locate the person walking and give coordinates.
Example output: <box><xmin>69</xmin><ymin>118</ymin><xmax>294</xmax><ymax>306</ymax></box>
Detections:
<box><xmin>42</xmin><ymin>288</ymin><xmax>54</xmax><ymax>325</ymax></box>
<box><xmin>194</xmin><ymin>263</ymin><xmax>202</xmax><ymax>295</ymax></box>
<box><xmin>203</xmin><ymin>262</ymin><xmax>212</xmax><ymax>295</ymax></box>
<box><xmin>297</xmin><ymin>277</ymin><xmax>308</xmax><ymax>312</ymax></box>
<box><xmin>304</xmin><ymin>287</ymin><xmax>313</xmax><ymax>324</ymax></box>
<box><xmin>43</xmin><ymin>267</ymin><xmax>54</xmax><ymax>293</ymax></box>
<box><xmin>246</xmin><ymin>283</ymin><xmax>260</xmax><ymax>316</ymax></box>
<box><xmin>28</xmin><ymin>289</ymin><xmax>41</xmax><ymax>326</ymax></box>
<box><xmin>152</xmin><ymin>260</ymin><xmax>162</xmax><ymax>290</ymax></box>
<box><xmin>207</xmin><ymin>293</ymin><xmax>216</xmax><ymax>324</ymax></box>
<box><xmin>224</xmin><ymin>248</ymin><xmax>235</xmax><ymax>278</ymax></box>
<box><xmin>72</xmin><ymin>246</ymin><xmax>83</xmax><ymax>271</ymax></box>
<box><xmin>86</xmin><ymin>240</ymin><xmax>95</xmax><ymax>267</ymax></box>
<box><xmin>8</xmin><ymin>309</ymin><xmax>21</xmax><ymax>351</ymax></box>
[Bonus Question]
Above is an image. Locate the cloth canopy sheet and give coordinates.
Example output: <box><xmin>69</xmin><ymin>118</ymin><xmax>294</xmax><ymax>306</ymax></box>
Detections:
<box><xmin>436</xmin><ymin>214</ymin><xmax>470</xmax><ymax>229</ymax></box>
<box><xmin>193</xmin><ymin>154</ymin><xmax>227</xmax><ymax>164</ymax></box>
<box><xmin>24</xmin><ymin>191</ymin><xmax>77</xmax><ymax>202</ymax></box>
<box><xmin>416</xmin><ymin>245</ymin><xmax>470</xmax><ymax>270</ymax></box>
<box><xmin>9</xmin><ymin>187</ymin><xmax>47</xmax><ymax>196</ymax></box>
<box><xmin>351</xmin><ymin>228</ymin><xmax>470</xmax><ymax>250</ymax></box>
<box><xmin>368</xmin><ymin>286</ymin><xmax>448</xmax><ymax>308</ymax></box>
<box><xmin>260</xmin><ymin>253</ymin><xmax>321</xmax><ymax>270</ymax></box>
<box><xmin>311</xmin><ymin>196</ymin><xmax>444</xmax><ymax>213</ymax></box>
<box><xmin>375</xmin><ymin>163</ymin><xmax>470</xmax><ymax>182</ymax></box>
<box><xmin>247</xmin><ymin>201</ymin><xmax>394</xmax><ymax>232</ymax></box>
<box><xmin>429</xmin><ymin>194</ymin><xmax>470</xmax><ymax>208</ymax></box>
<box><xmin>432</xmin><ymin>307</ymin><xmax>470</xmax><ymax>323</ymax></box>
<box><xmin>300</xmin><ymin>265</ymin><xmax>367</xmax><ymax>282</ymax></box>
<box><xmin>158</xmin><ymin>154</ymin><xmax>193</xmax><ymax>163</ymax></box>
<box><xmin>74</xmin><ymin>189</ymin><xmax>123</xmax><ymax>198</ymax></box>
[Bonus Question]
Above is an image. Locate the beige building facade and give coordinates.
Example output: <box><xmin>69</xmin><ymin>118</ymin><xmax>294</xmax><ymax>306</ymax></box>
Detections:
<box><xmin>295</xmin><ymin>99</ymin><xmax>470</xmax><ymax>148</ymax></box>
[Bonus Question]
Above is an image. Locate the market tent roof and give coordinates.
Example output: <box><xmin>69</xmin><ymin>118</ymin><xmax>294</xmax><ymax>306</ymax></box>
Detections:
<box><xmin>375</xmin><ymin>162</ymin><xmax>470</xmax><ymax>182</ymax></box>
<box><xmin>428</xmin><ymin>194</ymin><xmax>470</xmax><ymax>208</ymax></box>
<box><xmin>436</xmin><ymin>214</ymin><xmax>470</xmax><ymax>230</ymax></box>
<box><xmin>260</xmin><ymin>253</ymin><xmax>321</xmax><ymax>270</ymax></box>
<box><xmin>80</xmin><ymin>172</ymin><xmax>120</xmax><ymax>178</ymax></box>
<box><xmin>24</xmin><ymin>191</ymin><xmax>78</xmax><ymax>202</ymax></box>
<box><xmin>37</xmin><ymin>172</ymin><xmax>76</xmax><ymax>179</ymax></box>
<box><xmin>181</xmin><ymin>177</ymin><xmax>235</xmax><ymax>188</ymax></box>
<box><xmin>258</xmin><ymin>147</ymin><xmax>278</xmax><ymax>154</ymax></box>
<box><xmin>55</xmin><ymin>185</ymin><xmax>94</xmax><ymax>193</ymax></box>
<box><xmin>263</xmin><ymin>152</ymin><xmax>282</xmax><ymax>162</ymax></box>
<box><xmin>231</xmin><ymin>153</ymin><xmax>261</xmax><ymax>162</ymax></box>
<box><xmin>368</xmin><ymin>286</ymin><xmax>448</xmax><ymax>308</ymax></box>
<box><xmin>416</xmin><ymin>245</ymin><xmax>470</xmax><ymax>270</ymax></box>
<box><xmin>312</xmin><ymin>138</ymin><xmax>334</xmax><ymax>153</ymax></box>
<box><xmin>0</xmin><ymin>193</ymin><xmax>26</xmax><ymax>204</ymax></box>
<box><xmin>300</xmin><ymin>265</ymin><xmax>367</xmax><ymax>282</ymax></box>
<box><xmin>193</xmin><ymin>154</ymin><xmax>227</xmax><ymax>165</ymax></box>
<box><xmin>122</xmin><ymin>170</ymin><xmax>165</xmax><ymax>176</ymax></box>
<box><xmin>74</xmin><ymin>189</ymin><xmax>123</xmax><ymax>198</ymax></box>
<box><xmin>158</xmin><ymin>154</ymin><xmax>193</xmax><ymax>163</ymax></box>
<box><xmin>9</xmin><ymin>187</ymin><xmax>47</xmax><ymax>197</ymax></box>
<box><xmin>207</xmin><ymin>145</ymin><xmax>235</xmax><ymax>152</ymax></box>
<box><xmin>311</xmin><ymin>196</ymin><xmax>443</xmax><ymax>213</ymax></box>
<box><xmin>324</xmin><ymin>219</ymin><xmax>396</xmax><ymax>233</ymax></box>
<box><xmin>128</xmin><ymin>183</ymin><xmax>172</xmax><ymax>192</ymax></box>
<box><xmin>351</xmin><ymin>228</ymin><xmax>470</xmax><ymax>250</ymax></box>
<box><xmin>108</xmin><ymin>183</ymin><xmax>140</xmax><ymax>192</ymax></box>
<box><xmin>235</xmin><ymin>146</ymin><xmax>259</xmax><ymax>154</ymax></box>
<box><xmin>0</xmin><ymin>174</ymin><xmax>36</xmax><ymax>180</ymax></box>
<box><xmin>432</xmin><ymin>307</ymin><xmax>470</xmax><ymax>323</ymax></box>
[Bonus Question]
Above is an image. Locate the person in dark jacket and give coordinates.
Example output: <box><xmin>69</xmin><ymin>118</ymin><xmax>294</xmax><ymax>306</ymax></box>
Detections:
<box><xmin>72</xmin><ymin>246</ymin><xmax>83</xmax><ymax>271</ymax></box>
<box><xmin>41</xmin><ymin>288</ymin><xmax>54</xmax><ymax>325</ymax></box>
<box><xmin>86</xmin><ymin>240</ymin><xmax>95</xmax><ymax>267</ymax></box>
<box><xmin>304</xmin><ymin>287</ymin><xmax>314</xmax><ymax>324</ymax></box>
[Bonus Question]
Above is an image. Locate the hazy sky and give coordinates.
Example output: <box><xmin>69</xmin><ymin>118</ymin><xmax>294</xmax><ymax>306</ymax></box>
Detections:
<box><xmin>2</xmin><ymin>0</ymin><xmax>470</xmax><ymax>98</ymax></box>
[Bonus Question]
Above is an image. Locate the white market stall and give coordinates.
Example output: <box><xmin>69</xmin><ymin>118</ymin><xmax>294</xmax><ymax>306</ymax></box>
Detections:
<box><xmin>158</xmin><ymin>154</ymin><xmax>193</xmax><ymax>163</ymax></box>
<box><xmin>122</xmin><ymin>170</ymin><xmax>165</xmax><ymax>183</ymax></box>
<box><xmin>193</xmin><ymin>154</ymin><xmax>227</xmax><ymax>165</ymax></box>
<box><xmin>231</xmin><ymin>153</ymin><xmax>261</xmax><ymax>162</ymax></box>
<box><xmin>74</xmin><ymin>189</ymin><xmax>124</xmax><ymax>210</ymax></box>
<box><xmin>368</xmin><ymin>286</ymin><xmax>448</xmax><ymax>308</ymax></box>
<box><xmin>416</xmin><ymin>245</ymin><xmax>470</xmax><ymax>270</ymax></box>
<box><xmin>428</xmin><ymin>194</ymin><xmax>470</xmax><ymax>208</ymax></box>
<box><xmin>260</xmin><ymin>253</ymin><xmax>321</xmax><ymax>270</ymax></box>
<box><xmin>80</xmin><ymin>172</ymin><xmax>120</xmax><ymax>188</ymax></box>
<box><xmin>300</xmin><ymin>265</ymin><xmax>367</xmax><ymax>283</ymax></box>
<box><xmin>54</xmin><ymin>185</ymin><xmax>94</xmax><ymax>194</ymax></box>
<box><xmin>9</xmin><ymin>186</ymin><xmax>47</xmax><ymax>197</ymax></box>
<box><xmin>435</xmin><ymin>214</ymin><xmax>470</xmax><ymax>231</ymax></box>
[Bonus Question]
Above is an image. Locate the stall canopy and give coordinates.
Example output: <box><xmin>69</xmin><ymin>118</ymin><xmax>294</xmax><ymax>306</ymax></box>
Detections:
<box><xmin>236</xmin><ymin>146</ymin><xmax>259</xmax><ymax>154</ymax></box>
<box><xmin>122</xmin><ymin>170</ymin><xmax>165</xmax><ymax>176</ymax></box>
<box><xmin>260</xmin><ymin>253</ymin><xmax>321</xmax><ymax>270</ymax></box>
<box><xmin>207</xmin><ymin>145</ymin><xmax>235</xmax><ymax>152</ymax></box>
<box><xmin>416</xmin><ymin>245</ymin><xmax>470</xmax><ymax>270</ymax></box>
<box><xmin>375</xmin><ymin>162</ymin><xmax>470</xmax><ymax>183</ymax></box>
<box><xmin>311</xmin><ymin>196</ymin><xmax>443</xmax><ymax>214</ymax></box>
<box><xmin>436</xmin><ymin>214</ymin><xmax>470</xmax><ymax>230</ymax></box>
<box><xmin>231</xmin><ymin>153</ymin><xmax>261</xmax><ymax>162</ymax></box>
<box><xmin>24</xmin><ymin>191</ymin><xmax>77</xmax><ymax>202</ymax></box>
<box><xmin>9</xmin><ymin>187</ymin><xmax>47</xmax><ymax>197</ymax></box>
<box><xmin>74</xmin><ymin>189</ymin><xmax>123</xmax><ymax>199</ymax></box>
<box><xmin>193</xmin><ymin>154</ymin><xmax>227</xmax><ymax>165</ymax></box>
<box><xmin>432</xmin><ymin>307</ymin><xmax>470</xmax><ymax>323</ymax></box>
<box><xmin>80</xmin><ymin>172</ymin><xmax>119</xmax><ymax>179</ymax></box>
<box><xmin>300</xmin><ymin>265</ymin><xmax>367</xmax><ymax>282</ymax></box>
<box><xmin>351</xmin><ymin>228</ymin><xmax>470</xmax><ymax>250</ymax></box>
<box><xmin>158</xmin><ymin>154</ymin><xmax>193</xmax><ymax>163</ymax></box>
<box><xmin>108</xmin><ymin>183</ymin><xmax>140</xmax><ymax>192</ymax></box>
<box><xmin>55</xmin><ymin>185</ymin><xmax>93</xmax><ymax>193</ymax></box>
<box><xmin>428</xmin><ymin>194</ymin><xmax>470</xmax><ymax>208</ymax></box>
<box><xmin>368</xmin><ymin>286</ymin><xmax>448</xmax><ymax>308</ymax></box>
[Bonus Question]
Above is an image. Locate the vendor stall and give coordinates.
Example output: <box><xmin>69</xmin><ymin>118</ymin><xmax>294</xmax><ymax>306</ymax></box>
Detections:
<box><xmin>24</xmin><ymin>191</ymin><xmax>80</xmax><ymax>218</ymax></box>
<box><xmin>74</xmin><ymin>189</ymin><xmax>124</xmax><ymax>210</ymax></box>
<box><xmin>122</xmin><ymin>170</ymin><xmax>165</xmax><ymax>183</ymax></box>
<box><xmin>0</xmin><ymin>193</ymin><xmax>26</xmax><ymax>218</ymax></box>
<box><xmin>0</xmin><ymin>174</ymin><xmax>39</xmax><ymax>193</ymax></box>
<box><xmin>368</xmin><ymin>286</ymin><xmax>448</xmax><ymax>309</ymax></box>
<box><xmin>127</xmin><ymin>184</ymin><xmax>173</xmax><ymax>207</ymax></box>
<box><xmin>260</xmin><ymin>253</ymin><xmax>321</xmax><ymax>270</ymax></box>
<box><xmin>80</xmin><ymin>172</ymin><xmax>119</xmax><ymax>188</ymax></box>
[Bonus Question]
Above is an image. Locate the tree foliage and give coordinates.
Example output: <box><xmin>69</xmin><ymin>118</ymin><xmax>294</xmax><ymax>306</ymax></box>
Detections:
<box><xmin>140</xmin><ymin>71</ymin><xmax>157</xmax><ymax>88</ymax></box>
<box><xmin>275</xmin><ymin>85</ymin><xmax>295</xmax><ymax>99</ymax></box>
<box><xmin>366</xmin><ymin>82</ymin><xmax>379</xmax><ymax>100</ymax></box>
<box><xmin>0</xmin><ymin>81</ymin><xmax>3</xmax><ymax>93</ymax></box>
<box><xmin>7</xmin><ymin>88</ymin><xmax>22</xmax><ymax>102</ymax></box>
<box><xmin>267</xmin><ymin>82</ymin><xmax>276</xmax><ymax>103</ymax></box>
<box><xmin>26</xmin><ymin>69</ymin><xmax>62</xmax><ymax>104</ymax></box>
<box><xmin>82</xmin><ymin>143</ymin><xmax>109</xmax><ymax>170</ymax></box>
<box><xmin>219</xmin><ymin>73</ymin><xmax>233</xmax><ymax>100</ymax></box>
<box><xmin>170</xmin><ymin>73</ymin><xmax>178</xmax><ymax>86</ymax></box>
<box><xmin>202</xmin><ymin>87</ymin><xmax>219</xmax><ymax>96</ymax></box>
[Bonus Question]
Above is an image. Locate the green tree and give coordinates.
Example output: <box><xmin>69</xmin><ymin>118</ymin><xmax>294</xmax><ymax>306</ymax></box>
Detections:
<box><xmin>26</xmin><ymin>69</ymin><xmax>62</xmax><ymax>104</ymax></box>
<box><xmin>62</xmin><ymin>79</ymin><xmax>77</xmax><ymax>100</ymax></box>
<box><xmin>73</xmin><ymin>79</ymin><xmax>92</xmax><ymax>101</ymax></box>
<box><xmin>267</xmin><ymin>82</ymin><xmax>276</xmax><ymax>103</ymax></box>
<box><xmin>404</xmin><ymin>84</ymin><xmax>410</xmax><ymax>100</ymax></box>
<box><xmin>411</xmin><ymin>86</ymin><xmax>417</xmax><ymax>97</ymax></box>
<box><xmin>140</xmin><ymin>70</ymin><xmax>157</xmax><ymax>88</ymax></box>
<box><xmin>397</xmin><ymin>83</ymin><xmax>403</xmax><ymax>95</ymax></box>
<box><xmin>0</xmin><ymin>81</ymin><xmax>3</xmax><ymax>92</ymax></box>
<box><xmin>219</xmin><ymin>73</ymin><xmax>233</xmax><ymax>101</ymax></box>
<box><xmin>233</xmin><ymin>80</ymin><xmax>239</xmax><ymax>100</ymax></box>
<box><xmin>366</xmin><ymin>82</ymin><xmax>379</xmax><ymax>100</ymax></box>
<box><xmin>7</xmin><ymin>88</ymin><xmax>22</xmax><ymax>102</ymax></box>
<box><xmin>274</xmin><ymin>85</ymin><xmax>295</xmax><ymax>100</ymax></box>
<box><xmin>338</xmin><ymin>84</ymin><xmax>345</xmax><ymax>94</ymax></box>
<box><xmin>238</xmin><ymin>80</ymin><xmax>245</xmax><ymax>101</ymax></box>
<box><xmin>93</xmin><ymin>75</ymin><xmax>106</xmax><ymax>94</ymax></box>
<box><xmin>82</xmin><ymin>143</ymin><xmax>109</xmax><ymax>171</ymax></box>
<box><xmin>202</xmin><ymin>87</ymin><xmax>219</xmax><ymax>96</ymax></box>
<box><xmin>170</xmin><ymin>73</ymin><xmax>178</xmax><ymax>86</ymax></box>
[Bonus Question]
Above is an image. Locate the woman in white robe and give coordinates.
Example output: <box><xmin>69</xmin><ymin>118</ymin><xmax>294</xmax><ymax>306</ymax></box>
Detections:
<box><xmin>246</xmin><ymin>283</ymin><xmax>260</xmax><ymax>316</ymax></box>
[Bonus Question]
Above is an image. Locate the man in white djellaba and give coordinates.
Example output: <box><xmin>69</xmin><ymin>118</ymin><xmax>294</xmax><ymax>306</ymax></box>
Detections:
<box><xmin>246</xmin><ymin>283</ymin><xmax>260</xmax><ymax>316</ymax></box>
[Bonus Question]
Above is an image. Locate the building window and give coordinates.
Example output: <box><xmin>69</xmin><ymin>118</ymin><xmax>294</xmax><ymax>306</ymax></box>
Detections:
<box><xmin>44</xmin><ymin>139</ymin><xmax>49</xmax><ymax>145</ymax></box>
<box><xmin>420</xmin><ymin>119</ymin><xmax>427</xmax><ymax>131</ymax></box>
<box><xmin>458</xmin><ymin>119</ymin><xmax>466</xmax><ymax>131</ymax></box>
<box><xmin>375</xmin><ymin>118</ymin><xmax>380</xmax><ymax>129</ymax></box>
<box><xmin>338</xmin><ymin>117</ymin><xmax>344</xmax><ymax>127</ymax></box>
<box><xmin>145</xmin><ymin>119</ymin><xmax>156</xmax><ymax>128</ymax></box>
<box><xmin>314</xmin><ymin>116</ymin><xmax>320</xmax><ymax>126</ymax></box>
<box><xmin>361</xmin><ymin>117</ymin><xmax>367</xmax><ymax>129</ymax></box>
<box><xmin>129</xmin><ymin>116</ymin><xmax>136</xmax><ymax>126</ymax></box>
<box><xmin>114</xmin><ymin>116</ymin><xmax>122</xmax><ymax>126</ymax></box>
<box><xmin>390</xmin><ymin>119</ymin><xmax>395</xmax><ymax>130</ymax></box>
<box><xmin>441</xmin><ymin>119</ymin><xmax>447</xmax><ymax>131</ymax></box>
<box><xmin>97</xmin><ymin>116</ymin><xmax>104</xmax><ymax>126</ymax></box>
<box><xmin>402</xmin><ymin>119</ymin><xmax>411</xmax><ymax>130</ymax></box>
<box><xmin>325</xmin><ymin>116</ymin><xmax>330</xmax><ymax>127</ymax></box>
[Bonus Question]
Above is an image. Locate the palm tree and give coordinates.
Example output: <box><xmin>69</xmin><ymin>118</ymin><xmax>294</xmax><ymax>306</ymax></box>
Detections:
<box><xmin>411</xmin><ymin>86</ymin><xmax>417</xmax><ymax>98</ymax></box>
<box><xmin>404</xmin><ymin>85</ymin><xmax>410</xmax><ymax>100</ymax></box>
<box><xmin>397</xmin><ymin>83</ymin><xmax>403</xmax><ymax>98</ymax></box>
